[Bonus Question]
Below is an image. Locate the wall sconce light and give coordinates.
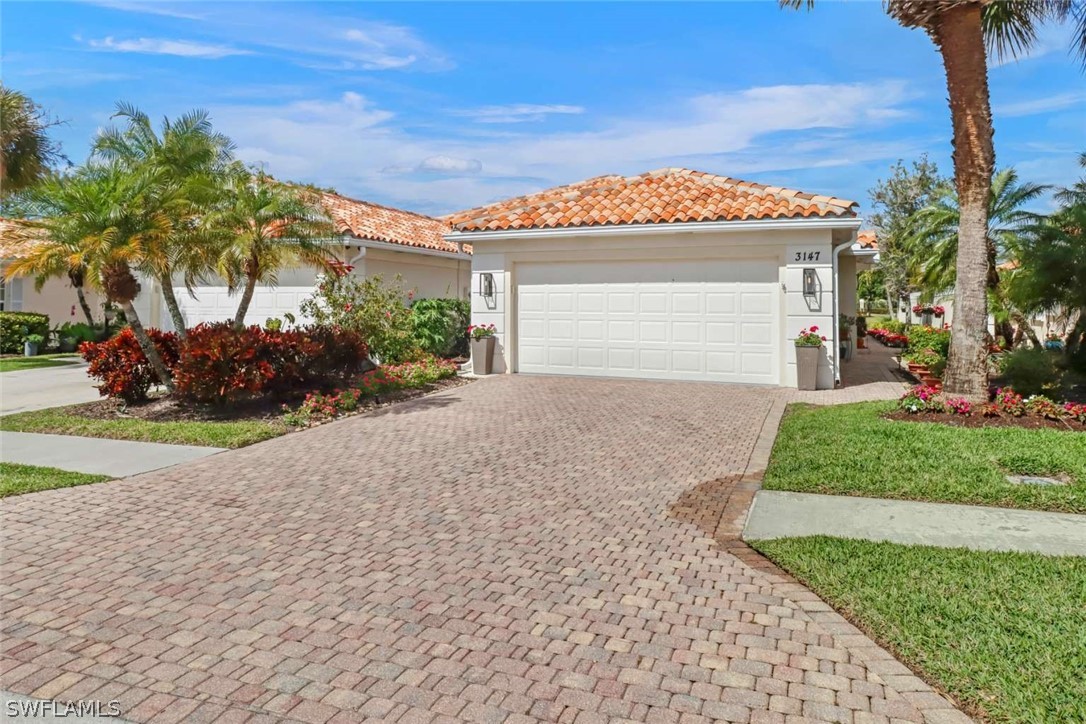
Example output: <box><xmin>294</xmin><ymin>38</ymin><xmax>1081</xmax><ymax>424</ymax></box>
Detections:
<box><xmin>479</xmin><ymin>272</ymin><xmax>495</xmax><ymax>298</ymax></box>
<box><xmin>802</xmin><ymin>268</ymin><xmax>818</xmax><ymax>297</ymax></box>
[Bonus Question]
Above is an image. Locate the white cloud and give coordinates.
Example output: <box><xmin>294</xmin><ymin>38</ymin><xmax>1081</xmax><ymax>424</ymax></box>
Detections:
<box><xmin>995</xmin><ymin>91</ymin><xmax>1086</xmax><ymax>117</ymax></box>
<box><xmin>212</xmin><ymin>80</ymin><xmax>917</xmax><ymax>214</ymax></box>
<box><xmin>84</xmin><ymin>36</ymin><xmax>250</xmax><ymax>59</ymax></box>
<box><xmin>453</xmin><ymin>104</ymin><xmax>586</xmax><ymax>124</ymax></box>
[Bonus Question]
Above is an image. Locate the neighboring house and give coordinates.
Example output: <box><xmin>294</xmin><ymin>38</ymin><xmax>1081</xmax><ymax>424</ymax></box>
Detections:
<box><xmin>175</xmin><ymin>191</ymin><xmax>470</xmax><ymax>328</ymax></box>
<box><xmin>445</xmin><ymin>167</ymin><xmax>871</xmax><ymax>389</ymax></box>
<box><xmin>0</xmin><ymin>193</ymin><xmax>470</xmax><ymax>331</ymax></box>
<box><xmin>0</xmin><ymin>217</ymin><xmax>112</xmax><ymax>324</ymax></box>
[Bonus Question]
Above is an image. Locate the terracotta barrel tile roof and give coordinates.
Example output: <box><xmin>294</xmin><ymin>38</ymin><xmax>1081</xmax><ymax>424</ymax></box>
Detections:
<box><xmin>445</xmin><ymin>167</ymin><xmax>858</xmax><ymax>233</ymax></box>
<box><xmin>319</xmin><ymin>192</ymin><xmax>462</xmax><ymax>254</ymax></box>
<box><xmin>856</xmin><ymin>230</ymin><xmax>878</xmax><ymax>249</ymax></box>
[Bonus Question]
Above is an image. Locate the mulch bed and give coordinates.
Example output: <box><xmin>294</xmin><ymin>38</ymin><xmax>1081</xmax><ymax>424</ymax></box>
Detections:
<box><xmin>885</xmin><ymin>409</ymin><xmax>1086</xmax><ymax>432</ymax></box>
<box><xmin>70</xmin><ymin>375</ymin><xmax>474</xmax><ymax>425</ymax></box>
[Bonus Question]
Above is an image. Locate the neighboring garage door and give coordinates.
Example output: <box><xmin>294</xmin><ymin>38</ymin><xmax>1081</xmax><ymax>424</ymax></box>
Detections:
<box><xmin>516</xmin><ymin>259</ymin><xmax>779</xmax><ymax>384</ymax></box>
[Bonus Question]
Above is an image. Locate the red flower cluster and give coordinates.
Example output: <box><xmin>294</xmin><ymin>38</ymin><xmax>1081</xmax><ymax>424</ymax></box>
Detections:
<box><xmin>868</xmin><ymin>328</ymin><xmax>909</xmax><ymax>347</ymax></box>
<box><xmin>80</xmin><ymin>328</ymin><xmax>180</xmax><ymax>402</ymax></box>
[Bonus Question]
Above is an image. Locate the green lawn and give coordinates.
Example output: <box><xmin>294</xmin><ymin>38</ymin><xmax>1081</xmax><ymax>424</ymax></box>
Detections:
<box><xmin>764</xmin><ymin>401</ymin><xmax>1086</xmax><ymax>513</ymax></box>
<box><xmin>754</xmin><ymin>537</ymin><xmax>1086</xmax><ymax>723</ymax></box>
<box><xmin>0</xmin><ymin>406</ymin><xmax>285</xmax><ymax>448</ymax></box>
<box><xmin>0</xmin><ymin>354</ymin><xmax>81</xmax><ymax>373</ymax></box>
<box><xmin>0</xmin><ymin>462</ymin><xmax>112</xmax><ymax>497</ymax></box>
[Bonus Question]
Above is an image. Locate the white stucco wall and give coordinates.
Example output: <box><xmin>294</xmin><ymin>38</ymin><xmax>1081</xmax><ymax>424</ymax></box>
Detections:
<box><xmin>462</xmin><ymin>224</ymin><xmax>855</xmax><ymax>389</ymax></box>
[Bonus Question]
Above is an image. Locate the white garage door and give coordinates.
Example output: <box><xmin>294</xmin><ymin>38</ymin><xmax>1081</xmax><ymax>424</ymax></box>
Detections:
<box><xmin>516</xmin><ymin>260</ymin><xmax>779</xmax><ymax>384</ymax></box>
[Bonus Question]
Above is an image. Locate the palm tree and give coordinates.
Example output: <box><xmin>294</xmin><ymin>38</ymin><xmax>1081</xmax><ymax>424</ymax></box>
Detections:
<box><xmin>1010</xmin><ymin>154</ymin><xmax>1086</xmax><ymax>359</ymax></box>
<box><xmin>6</xmin><ymin>165</ymin><xmax>177</xmax><ymax>389</ymax></box>
<box><xmin>0</xmin><ymin>86</ymin><xmax>65</xmax><ymax>196</ymax></box>
<box><xmin>208</xmin><ymin>168</ymin><xmax>335</xmax><ymax>328</ymax></box>
<box><xmin>93</xmin><ymin>104</ymin><xmax>235</xmax><ymax>337</ymax></box>
<box><xmin>784</xmin><ymin>0</ymin><xmax>1086</xmax><ymax>398</ymax></box>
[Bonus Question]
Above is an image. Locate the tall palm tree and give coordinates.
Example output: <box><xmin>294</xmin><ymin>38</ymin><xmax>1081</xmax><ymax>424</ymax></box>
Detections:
<box><xmin>784</xmin><ymin>0</ymin><xmax>1086</xmax><ymax>397</ymax></box>
<box><xmin>93</xmin><ymin>104</ymin><xmax>235</xmax><ymax>337</ymax></box>
<box><xmin>0</xmin><ymin>86</ymin><xmax>65</xmax><ymax>196</ymax></box>
<box><xmin>208</xmin><ymin>168</ymin><xmax>335</xmax><ymax>328</ymax></box>
<box><xmin>6</xmin><ymin>165</ymin><xmax>177</xmax><ymax>389</ymax></box>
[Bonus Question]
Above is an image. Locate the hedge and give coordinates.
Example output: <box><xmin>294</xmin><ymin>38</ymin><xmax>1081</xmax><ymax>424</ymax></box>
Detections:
<box><xmin>0</xmin><ymin>312</ymin><xmax>50</xmax><ymax>354</ymax></box>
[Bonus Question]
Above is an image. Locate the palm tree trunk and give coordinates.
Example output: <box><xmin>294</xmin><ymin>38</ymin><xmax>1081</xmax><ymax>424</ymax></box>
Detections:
<box><xmin>233</xmin><ymin>272</ymin><xmax>259</xmax><ymax>329</ymax></box>
<box><xmin>933</xmin><ymin>3</ymin><xmax>995</xmax><ymax>399</ymax></box>
<box><xmin>74</xmin><ymin>285</ymin><xmax>95</xmax><ymax>326</ymax></box>
<box><xmin>157</xmin><ymin>271</ymin><xmax>188</xmax><ymax>339</ymax></box>
<box><xmin>1010</xmin><ymin>311</ymin><xmax>1041</xmax><ymax>347</ymax></box>
<box><xmin>120</xmin><ymin>300</ymin><xmax>175</xmax><ymax>393</ymax></box>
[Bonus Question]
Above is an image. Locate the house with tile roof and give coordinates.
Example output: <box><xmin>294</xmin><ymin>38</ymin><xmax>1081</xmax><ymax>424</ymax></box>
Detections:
<box><xmin>1</xmin><ymin>193</ymin><xmax>470</xmax><ymax>331</ymax></box>
<box><xmin>445</xmin><ymin>167</ymin><xmax>876</xmax><ymax>389</ymax></box>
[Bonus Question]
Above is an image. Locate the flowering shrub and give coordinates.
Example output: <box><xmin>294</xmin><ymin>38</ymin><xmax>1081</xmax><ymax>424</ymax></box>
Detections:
<box><xmin>899</xmin><ymin>385</ymin><xmax>944</xmax><ymax>414</ymax></box>
<box><xmin>979</xmin><ymin>403</ymin><xmax>1001</xmax><ymax>417</ymax></box>
<box><xmin>80</xmin><ymin>328</ymin><xmax>180</xmax><ymax>402</ymax></box>
<box><xmin>911</xmin><ymin>304</ymin><xmax>946</xmax><ymax>317</ymax></box>
<box><xmin>1025</xmin><ymin>395</ymin><xmax>1062</xmax><ymax>420</ymax></box>
<box><xmin>868</xmin><ymin>328</ymin><xmax>909</xmax><ymax>347</ymax></box>
<box><xmin>283</xmin><ymin>356</ymin><xmax>458</xmax><ymax>427</ymax></box>
<box><xmin>945</xmin><ymin>397</ymin><xmax>972</xmax><ymax>415</ymax></box>
<box><xmin>906</xmin><ymin>326</ymin><xmax>951</xmax><ymax>358</ymax></box>
<box><xmin>795</xmin><ymin>326</ymin><xmax>826</xmax><ymax>347</ymax></box>
<box><xmin>994</xmin><ymin>387</ymin><xmax>1026</xmax><ymax>417</ymax></box>
<box><xmin>300</xmin><ymin>273</ymin><xmax>419</xmax><ymax>363</ymax></box>
<box><xmin>467</xmin><ymin>323</ymin><xmax>496</xmax><ymax>340</ymax></box>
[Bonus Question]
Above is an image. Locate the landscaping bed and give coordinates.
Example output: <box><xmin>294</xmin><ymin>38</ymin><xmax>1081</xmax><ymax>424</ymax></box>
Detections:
<box><xmin>0</xmin><ymin>462</ymin><xmax>112</xmax><ymax>498</ymax></box>
<box><xmin>885</xmin><ymin>408</ymin><xmax>1086</xmax><ymax>431</ymax></box>
<box><xmin>753</xmin><ymin>537</ymin><xmax>1086</xmax><ymax>724</ymax></box>
<box><xmin>764</xmin><ymin>401</ymin><xmax>1086</xmax><ymax>513</ymax></box>
<box><xmin>0</xmin><ymin>369</ymin><xmax>471</xmax><ymax>448</ymax></box>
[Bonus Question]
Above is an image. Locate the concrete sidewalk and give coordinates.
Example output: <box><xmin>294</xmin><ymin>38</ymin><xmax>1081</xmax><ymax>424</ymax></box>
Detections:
<box><xmin>744</xmin><ymin>490</ymin><xmax>1086</xmax><ymax>556</ymax></box>
<box><xmin>0</xmin><ymin>361</ymin><xmax>100</xmax><ymax>416</ymax></box>
<box><xmin>0</xmin><ymin>431</ymin><xmax>224</xmax><ymax>478</ymax></box>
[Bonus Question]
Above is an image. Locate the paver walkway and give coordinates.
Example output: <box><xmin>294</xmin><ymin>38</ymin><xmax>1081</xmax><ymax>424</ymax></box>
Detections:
<box><xmin>0</xmin><ymin>362</ymin><xmax>101</xmax><ymax>417</ymax></box>
<box><xmin>0</xmin><ymin>431</ymin><xmax>224</xmax><ymax>478</ymax></box>
<box><xmin>745</xmin><ymin>491</ymin><xmax>1086</xmax><ymax>557</ymax></box>
<box><xmin>1</xmin><ymin>376</ymin><xmax>966</xmax><ymax>723</ymax></box>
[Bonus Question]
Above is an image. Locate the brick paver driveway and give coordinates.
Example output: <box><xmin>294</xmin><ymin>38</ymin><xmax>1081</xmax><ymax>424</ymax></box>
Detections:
<box><xmin>1</xmin><ymin>376</ymin><xmax>964</xmax><ymax>723</ymax></box>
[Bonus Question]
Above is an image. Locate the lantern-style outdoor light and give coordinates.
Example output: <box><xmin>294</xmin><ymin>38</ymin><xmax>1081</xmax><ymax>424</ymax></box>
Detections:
<box><xmin>802</xmin><ymin>268</ymin><xmax>818</xmax><ymax>297</ymax></box>
<box><xmin>479</xmin><ymin>272</ymin><xmax>495</xmax><ymax>299</ymax></box>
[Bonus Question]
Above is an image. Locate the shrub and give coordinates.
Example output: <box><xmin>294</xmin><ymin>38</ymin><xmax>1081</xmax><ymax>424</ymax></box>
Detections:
<box><xmin>1063</xmin><ymin>402</ymin><xmax>1086</xmax><ymax>423</ymax></box>
<box><xmin>945</xmin><ymin>397</ymin><xmax>972</xmax><ymax>415</ymax></box>
<box><xmin>173</xmin><ymin>323</ymin><xmax>371</xmax><ymax>405</ymax></box>
<box><xmin>906</xmin><ymin>326</ymin><xmax>950</xmax><ymax>358</ymax></box>
<box><xmin>0</xmin><ymin>312</ymin><xmax>49</xmax><ymax>354</ymax></box>
<box><xmin>997</xmin><ymin>347</ymin><xmax>1062</xmax><ymax>398</ymax></box>
<box><xmin>171</xmin><ymin>323</ymin><xmax>372</xmax><ymax>405</ymax></box>
<box><xmin>81</xmin><ymin>327</ymin><xmax>180</xmax><ymax>402</ymax></box>
<box><xmin>173</xmin><ymin>323</ymin><xmax>277</xmax><ymax>405</ymax></box>
<box><xmin>411</xmin><ymin>298</ymin><xmax>470</xmax><ymax>357</ymax></box>
<box><xmin>300</xmin><ymin>273</ymin><xmax>420</xmax><ymax>363</ymax></box>
<box><xmin>57</xmin><ymin>322</ymin><xmax>99</xmax><ymax>345</ymax></box>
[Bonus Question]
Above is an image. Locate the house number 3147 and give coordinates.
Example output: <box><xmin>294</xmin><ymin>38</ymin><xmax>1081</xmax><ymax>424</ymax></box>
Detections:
<box><xmin>794</xmin><ymin>251</ymin><xmax>821</xmax><ymax>262</ymax></box>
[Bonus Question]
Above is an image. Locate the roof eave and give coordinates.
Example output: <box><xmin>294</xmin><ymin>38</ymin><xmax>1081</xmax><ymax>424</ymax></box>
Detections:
<box><xmin>445</xmin><ymin>215</ymin><xmax>862</xmax><ymax>243</ymax></box>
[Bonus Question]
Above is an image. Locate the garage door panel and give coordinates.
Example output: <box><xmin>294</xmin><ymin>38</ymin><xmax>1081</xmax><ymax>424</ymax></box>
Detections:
<box><xmin>517</xmin><ymin>260</ymin><xmax>778</xmax><ymax>384</ymax></box>
<box><xmin>639</xmin><ymin>321</ymin><xmax>668</xmax><ymax>343</ymax></box>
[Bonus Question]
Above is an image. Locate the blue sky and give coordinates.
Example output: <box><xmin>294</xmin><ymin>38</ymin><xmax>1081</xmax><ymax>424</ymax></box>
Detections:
<box><xmin>3</xmin><ymin>1</ymin><xmax>1084</xmax><ymax>217</ymax></box>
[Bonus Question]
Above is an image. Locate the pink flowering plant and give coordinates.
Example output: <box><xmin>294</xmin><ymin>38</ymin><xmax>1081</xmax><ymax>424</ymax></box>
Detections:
<box><xmin>467</xmin><ymin>323</ymin><xmax>496</xmax><ymax>340</ymax></box>
<box><xmin>995</xmin><ymin>387</ymin><xmax>1027</xmax><ymax>417</ymax></box>
<box><xmin>944</xmin><ymin>397</ymin><xmax>972</xmax><ymax>416</ymax></box>
<box><xmin>794</xmin><ymin>326</ymin><xmax>826</xmax><ymax>347</ymax></box>
<box><xmin>899</xmin><ymin>384</ymin><xmax>944</xmax><ymax>414</ymax></box>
